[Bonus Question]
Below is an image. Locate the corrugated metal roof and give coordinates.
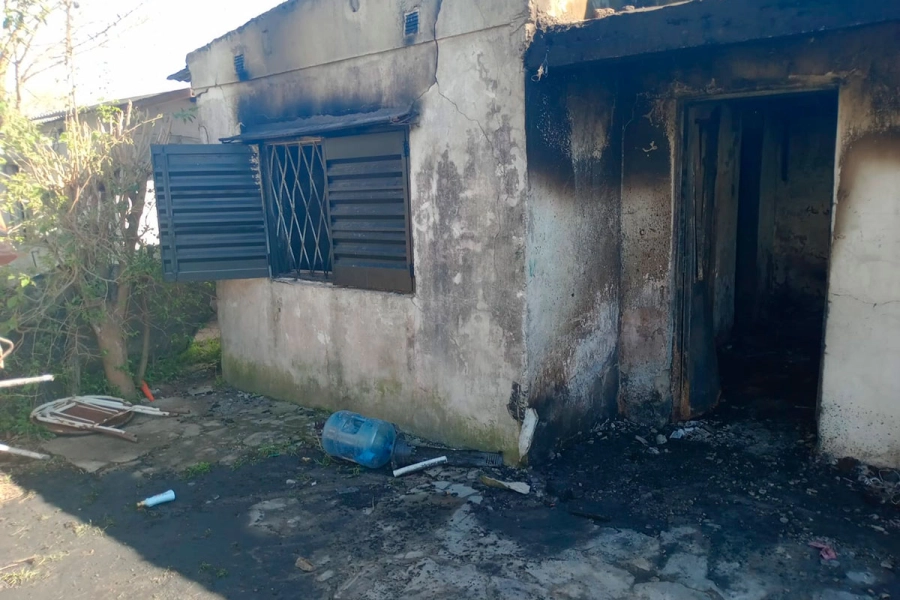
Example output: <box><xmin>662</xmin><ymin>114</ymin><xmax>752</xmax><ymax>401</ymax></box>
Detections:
<box><xmin>32</xmin><ymin>88</ymin><xmax>193</xmax><ymax>125</ymax></box>
<box><xmin>221</xmin><ymin>106</ymin><xmax>414</xmax><ymax>143</ymax></box>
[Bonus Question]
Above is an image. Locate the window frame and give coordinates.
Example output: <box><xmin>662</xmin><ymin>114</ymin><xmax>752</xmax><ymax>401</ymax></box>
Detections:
<box><xmin>258</xmin><ymin>126</ymin><xmax>415</xmax><ymax>294</ymax></box>
<box><xmin>150</xmin><ymin>126</ymin><xmax>414</xmax><ymax>293</ymax></box>
<box><xmin>260</xmin><ymin>137</ymin><xmax>333</xmax><ymax>280</ymax></box>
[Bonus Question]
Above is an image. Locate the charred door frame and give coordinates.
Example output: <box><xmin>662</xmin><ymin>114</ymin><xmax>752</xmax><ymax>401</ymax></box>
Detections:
<box><xmin>671</xmin><ymin>86</ymin><xmax>841</xmax><ymax>423</ymax></box>
<box><xmin>673</xmin><ymin>102</ymin><xmax>722</xmax><ymax>421</ymax></box>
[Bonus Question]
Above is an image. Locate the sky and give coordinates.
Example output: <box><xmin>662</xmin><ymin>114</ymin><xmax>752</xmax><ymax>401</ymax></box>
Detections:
<box><xmin>23</xmin><ymin>0</ymin><xmax>287</xmax><ymax>113</ymax></box>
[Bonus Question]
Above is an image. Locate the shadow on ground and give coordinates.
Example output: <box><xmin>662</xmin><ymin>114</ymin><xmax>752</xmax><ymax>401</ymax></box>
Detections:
<box><xmin>0</xmin><ymin>379</ymin><xmax>899</xmax><ymax>599</ymax></box>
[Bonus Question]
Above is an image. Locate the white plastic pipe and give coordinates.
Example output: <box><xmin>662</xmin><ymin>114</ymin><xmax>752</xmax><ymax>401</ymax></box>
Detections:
<box><xmin>392</xmin><ymin>455</ymin><xmax>448</xmax><ymax>477</ymax></box>
<box><xmin>0</xmin><ymin>374</ymin><xmax>54</xmax><ymax>389</ymax></box>
<box><xmin>0</xmin><ymin>444</ymin><xmax>49</xmax><ymax>460</ymax></box>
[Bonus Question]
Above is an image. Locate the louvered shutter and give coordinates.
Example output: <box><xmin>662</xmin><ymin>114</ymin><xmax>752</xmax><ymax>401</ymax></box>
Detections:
<box><xmin>324</xmin><ymin>131</ymin><xmax>414</xmax><ymax>293</ymax></box>
<box><xmin>151</xmin><ymin>145</ymin><xmax>270</xmax><ymax>282</ymax></box>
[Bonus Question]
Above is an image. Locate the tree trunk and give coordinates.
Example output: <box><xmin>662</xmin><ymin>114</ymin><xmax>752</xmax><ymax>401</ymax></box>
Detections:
<box><xmin>134</xmin><ymin>294</ymin><xmax>151</xmax><ymax>386</ymax></box>
<box><xmin>91</xmin><ymin>313</ymin><xmax>136</xmax><ymax>400</ymax></box>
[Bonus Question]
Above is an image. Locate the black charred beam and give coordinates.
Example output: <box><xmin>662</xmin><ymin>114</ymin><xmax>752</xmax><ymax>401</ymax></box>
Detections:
<box><xmin>526</xmin><ymin>0</ymin><xmax>900</xmax><ymax>70</ymax></box>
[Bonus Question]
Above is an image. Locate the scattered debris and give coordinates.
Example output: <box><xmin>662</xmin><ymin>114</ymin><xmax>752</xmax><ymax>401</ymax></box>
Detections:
<box><xmin>635</xmin><ymin>435</ymin><xmax>649</xmax><ymax>446</ymax></box>
<box><xmin>0</xmin><ymin>341</ymin><xmax>53</xmax><ymax>461</ymax></box>
<box><xmin>31</xmin><ymin>396</ymin><xmax>188</xmax><ymax>442</ymax></box>
<box><xmin>137</xmin><ymin>490</ymin><xmax>175</xmax><ymax>508</ymax></box>
<box><xmin>140</xmin><ymin>381</ymin><xmax>155</xmax><ymax>402</ymax></box>
<box><xmin>0</xmin><ymin>443</ymin><xmax>49</xmax><ymax>460</ymax></box>
<box><xmin>809</xmin><ymin>540</ymin><xmax>838</xmax><ymax>561</ymax></box>
<box><xmin>322</xmin><ymin>411</ymin><xmax>399</xmax><ymax>469</ymax></box>
<box><xmin>393</xmin><ymin>456</ymin><xmax>447</xmax><ymax>477</ymax></box>
<box><xmin>316</xmin><ymin>569</ymin><xmax>335</xmax><ymax>582</ymax></box>
<box><xmin>846</xmin><ymin>570</ymin><xmax>877</xmax><ymax>586</ymax></box>
<box><xmin>857</xmin><ymin>465</ymin><xmax>900</xmax><ymax>506</ymax></box>
<box><xmin>656</xmin><ymin>434</ymin><xmax>667</xmax><ymax>446</ymax></box>
<box><xmin>0</xmin><ymin>374</ymin><xmax>54</xmax><ymax>389</ymax></box>
<box><xmin>443</xmin><ymin>450</ymin><xmax>503</xmax><ymax>468</ymax></box>
<box><xmin>295</xmin><ymin>557</ymin><xmax>315</xmax><ymax>572</ymax></box>
<box><xmin>187</xmin><ymin>386</ymin><xmax>214</xmax><ymax>397</ymax></box>
<box><xmin>479</xmin><ymin>475</ymin><xmax>530</xmax><ymax>495</ymax></box>
<box><xmin>566</xmin><ymin>501</ymin><xmax>611</xmax><ymax>523</ymax></box>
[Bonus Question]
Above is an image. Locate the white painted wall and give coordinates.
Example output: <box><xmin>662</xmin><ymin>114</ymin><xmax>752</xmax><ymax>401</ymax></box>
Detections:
<box><xmin>819</xmin><ymin>72</ymin><xmax>900</xmax><ymax>468</ymax></box>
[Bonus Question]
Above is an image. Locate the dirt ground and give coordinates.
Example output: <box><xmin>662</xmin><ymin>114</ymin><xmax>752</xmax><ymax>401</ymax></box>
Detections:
<box><xmin>0</xmin><ymin>376</ymin><xmax>898</xmax><ymax>599</ymax></box>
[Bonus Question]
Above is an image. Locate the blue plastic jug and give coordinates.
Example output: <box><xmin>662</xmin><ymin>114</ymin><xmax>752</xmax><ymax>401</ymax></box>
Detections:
<box><xmin>321</xmin><ymin>411</ymin><xmax>398</xmax><ymax>469</ymax></box>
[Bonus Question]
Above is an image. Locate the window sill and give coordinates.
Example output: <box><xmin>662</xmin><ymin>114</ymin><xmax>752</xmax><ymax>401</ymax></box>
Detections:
<box><xmin>270</xmin><ymin>276</ymin><xmax>416</xmax><ymax>298</ymax></box>
<box><xmin>272</xmin><ymin>276</ymin><xmax>333</xmax><ymax>288</ymax></box>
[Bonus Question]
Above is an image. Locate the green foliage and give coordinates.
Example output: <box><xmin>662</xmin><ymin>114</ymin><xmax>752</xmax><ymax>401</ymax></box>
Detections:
<box><xmin>171</xmin><ymin>106</ymin><xmax>198</xmax><ymax>123</ymax></box>
<box><xmin>144</xmin><ymin>320</ymin><xmax>219</xmax><ymax>384</ymax></box>
<box><xmin>0</xmin><ymin>98</ymin><xmax>214</xmax><ymax>404</ymax></box>
<box><xmin>0</xmin><ymin>393</ymin><xmax>46</xmax><ymax>437</ymax></box>
<box><xmin>180</xmin><ymin>337</ymin><xmax>221</xmax><ymax>367</ymax></box>
<box><xmin>182</xmin><ymin>461</ymin><xmax>212</xmax><ymax>479</ymax></box>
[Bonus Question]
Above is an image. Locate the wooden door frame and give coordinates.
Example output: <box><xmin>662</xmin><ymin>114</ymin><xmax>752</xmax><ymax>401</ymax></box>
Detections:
<box><xmin>670</xmin><ymin>86</ymin><xmax>841</xmax><ymax>423</ymax></box>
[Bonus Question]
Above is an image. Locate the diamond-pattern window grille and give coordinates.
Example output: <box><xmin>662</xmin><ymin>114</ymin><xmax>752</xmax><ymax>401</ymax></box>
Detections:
<box><xmin>264</xmin><ymin>141</ymin><xmax>332</xmax><ymax>277</ymax></box>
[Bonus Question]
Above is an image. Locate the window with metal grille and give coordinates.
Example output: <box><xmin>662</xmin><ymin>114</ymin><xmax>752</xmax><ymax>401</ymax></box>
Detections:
<box><xmin>262</xmin><ymin>141</ymin><xmax>332</xmax><ymax>278</ymax></box>
<box><xmin>150</xmin><ymin>129</ymin><xmax>414</xmax><ymax>293</ymax></box>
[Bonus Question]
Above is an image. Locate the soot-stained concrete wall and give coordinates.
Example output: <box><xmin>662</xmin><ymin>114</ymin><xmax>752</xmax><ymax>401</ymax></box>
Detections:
<box><xmin>619</xmin><ymin>26</ymin><xmax>900</xmax><ymax>446</ymax></box>
<box><xmin>526</xmin><ymin>23</ymin><xmax>900</xmax><ymax>468</ymax></box>
<box><xmin>760</xmin><ymin>97</ymin><xmax>837</xmax><ymax>310</ymax></box>
<box><xmin>617</xmin><ymin>90</ymin><xmax>677</xmax><ymax>425</ymax></box>
<box><xmin>525</xmin><ymin>68</ymin><xmax>622</xmax><ymax>458</ymax></box>
<box><xmin>186</xmin><ymin>0</ymin><xmax>532</xmax><ymax>459</ymax></box>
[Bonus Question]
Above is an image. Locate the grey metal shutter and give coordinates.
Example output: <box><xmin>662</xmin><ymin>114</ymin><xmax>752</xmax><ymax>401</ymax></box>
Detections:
<box><xmin>151</xmin><ymin>145</ymin><xmax>270</xmax><ymax>282</ymax></box>
<box><xmin>325</xmin><ymin>131</ymin><xmax>414</xmax><ymax>293</ymax></box>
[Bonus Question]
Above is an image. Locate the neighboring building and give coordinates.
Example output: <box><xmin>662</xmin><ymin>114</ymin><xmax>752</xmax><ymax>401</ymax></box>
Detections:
<box><xmin>32</xmin><ymin>87</ymin><xmax>202</xmax><ymax>144</ymax></box>
<box><xmin>1</xmin><ymin>88</ymin><xmax>202</xmax><ymax>271</ymax></box>
<box><xmin>152</xmin><ymin>0</ymin><xmax>900</xmax><ymax>467</ymax></box>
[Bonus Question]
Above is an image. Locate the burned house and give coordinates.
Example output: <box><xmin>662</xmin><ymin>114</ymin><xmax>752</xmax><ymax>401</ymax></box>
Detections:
<box><xmin>152</xmin><ymin>0</ymin><xmax>900</xmax><ymax>467</ymax></box>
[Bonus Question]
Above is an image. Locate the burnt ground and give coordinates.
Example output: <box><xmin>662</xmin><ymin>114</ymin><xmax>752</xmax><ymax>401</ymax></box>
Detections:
<box><xmin>0</xmin><ymin>368</ymin><xmax>898</xmax><ymax>599</ymax></box>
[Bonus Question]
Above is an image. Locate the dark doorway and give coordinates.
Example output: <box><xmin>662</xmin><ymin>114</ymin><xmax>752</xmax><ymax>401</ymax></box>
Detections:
<box><xmin>679</xmin><ymin>90</ymin><xmax>839</xmax><ymax>424</ymax></box>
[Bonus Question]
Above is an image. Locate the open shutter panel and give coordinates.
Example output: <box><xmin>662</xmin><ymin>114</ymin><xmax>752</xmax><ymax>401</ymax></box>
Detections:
<box><xmin>151</xmin><ymin>145</ymin><xmax>270</xmax><ymax>282</ymax></box>
<box><xmin>325</xmin><ymin>131</ymin><xmax>414</xmax><ymax>293</ymax></box>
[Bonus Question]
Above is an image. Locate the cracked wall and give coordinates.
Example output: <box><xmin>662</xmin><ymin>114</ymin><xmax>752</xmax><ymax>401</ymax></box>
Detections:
<box><xmin>186</xmin><ymin>0</ymin><xmax>532</xmax><ymax>459</ymax></box>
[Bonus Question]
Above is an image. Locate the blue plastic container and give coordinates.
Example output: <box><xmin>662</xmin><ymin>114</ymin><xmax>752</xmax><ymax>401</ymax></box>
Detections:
<box><xmin>321</xmin><ymin>411</ymin><xmax>398</xmax><ymax>469</ymax></box>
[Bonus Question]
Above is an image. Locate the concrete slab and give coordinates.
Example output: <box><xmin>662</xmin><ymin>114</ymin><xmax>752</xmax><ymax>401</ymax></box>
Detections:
<box><xmin>40</xmin><ymin>415</ymin><xmax>175</xmax><ymax>473</ymax></box>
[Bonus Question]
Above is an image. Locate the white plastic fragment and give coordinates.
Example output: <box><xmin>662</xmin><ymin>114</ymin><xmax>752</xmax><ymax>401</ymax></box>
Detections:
<box><xmin>393</xmin><ymin>456</ymin><xmax>448</xmax><ymax>477</ymax></box>
<box><xmin>480</xmin><ymin>475</ymin><xmax>531</xmax><ymax>495</ymax></box>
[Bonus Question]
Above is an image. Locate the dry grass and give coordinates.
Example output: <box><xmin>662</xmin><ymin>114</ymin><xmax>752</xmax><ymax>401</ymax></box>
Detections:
<box><xmin>66</xmin><ymin>520</ymin><xmax>110</xmax><ymax>537</ymax></box>
<box><xmin>0</xmin><ymin>552</ymin><xmax>65</xmax><ymax>589</ymax></box>
<box><xmin>0</xmin><ymin>566</ymin><xmax>41</xmax><ymax>588</ymax></box>
<box><xmin>0</xmin><ymin>472</ymin><xmax>26</xmax><ymax>505</ymax></box>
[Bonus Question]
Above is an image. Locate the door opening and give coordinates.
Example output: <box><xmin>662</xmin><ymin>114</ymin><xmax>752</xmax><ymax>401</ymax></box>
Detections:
<box><xmin>678</xmin><ymin>90</ymin><xmax>839</xmax><ymax>425</ymax></box>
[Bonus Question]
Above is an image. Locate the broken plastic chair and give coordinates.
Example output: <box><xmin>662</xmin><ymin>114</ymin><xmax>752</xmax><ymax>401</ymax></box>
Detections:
<box><xmin>31</xmin><ymin>396</ymin><xmax>188</xmax><ymax>443</ymax></box>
